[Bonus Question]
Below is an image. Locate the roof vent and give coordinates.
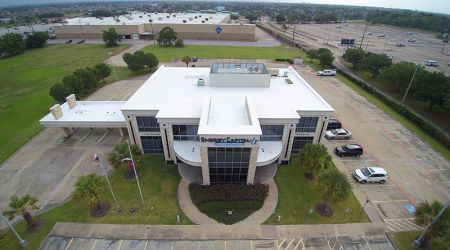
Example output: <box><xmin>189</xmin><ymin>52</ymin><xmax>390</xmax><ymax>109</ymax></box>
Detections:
<box><xmin>283</xmin><ymin>71</ymin><xmax>289</xmax><ymax>77</ymax></box>
<box><xmin>285</xmin><ymin>79</ymin><xmax>293</xmax><ymax>84</ymax></box>
<box><xmin>197</xmin><ymin>78</ymin><xmax>205</xmax><ymax>86</ymax></box>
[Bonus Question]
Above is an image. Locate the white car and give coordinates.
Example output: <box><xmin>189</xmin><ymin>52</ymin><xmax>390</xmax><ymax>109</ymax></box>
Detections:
<box><xmin>317</xmin><ymin>69</ymin><xmax>336</xmax><ymax>76</ymax></box>
<box><xmin>325</xmin><ymin>128</ymin><xmax>351</xmax><ymax>140</ymax></box>
<box><xmin>352</xmin><ymin>167</ymin><xmax>388</xmax><ymax>184</ymax></box>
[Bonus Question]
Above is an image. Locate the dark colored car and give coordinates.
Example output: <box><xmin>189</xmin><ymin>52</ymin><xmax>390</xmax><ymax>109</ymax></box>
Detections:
<box><xmin>327</xmin><ymin>119</ymin><xmax>342</xmax><ymax>130</ymax></box>
<box><xmin>334</xmin><ymin>144</ymin><xmax>363</xmax><ymax>157</ymax></box>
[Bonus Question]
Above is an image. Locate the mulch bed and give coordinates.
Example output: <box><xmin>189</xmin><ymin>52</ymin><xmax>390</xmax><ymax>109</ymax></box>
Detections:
<box><xmin>123</xmin><ymin>169</ymin><xmax>135</xmax><ymax>179</ymax></box>
<box><xmin>90</xmin><ymin>202</ymin><xmax>111</xmax><ymax>217</ymax></box>
<box><xmin>316</xmin><ymin>203</ymin><xmax>333</xmax><ymax>217</ymax></box>
<box><xmin>26</xmin><ymin>220</ymin><xmax>43</xmax><ymax>233</ymax></box>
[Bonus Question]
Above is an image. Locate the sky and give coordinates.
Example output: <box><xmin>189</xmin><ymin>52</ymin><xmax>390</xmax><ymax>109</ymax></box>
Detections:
<box><xmin>0</xmin><ymin>0</ymin><xmax>449</xmax><ymax>15</ymax></box>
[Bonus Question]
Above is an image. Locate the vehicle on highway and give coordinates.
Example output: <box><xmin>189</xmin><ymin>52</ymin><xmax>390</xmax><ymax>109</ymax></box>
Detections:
<box><xmin>406</xmin><ymin>31</ymin><xmax>413</xmax><ymax>35</ymax></box>
<box><xmin>447</xmin><ymin>51</ymin><xmax>450</xmax><ymax>56</ymax></box>
<box><xmin>336</xmin><ymin>25</ymin><xmax>342</xmax><ymax>29</ymax></box>
<box><xmin>407</xmin><ymin>38</ymin><xmax>416</xmax><ymax>43</ymax></box>
<box><xmin>425</xmin><ymin>60</ymin><xmax>439</xmax><ymax>66</ymax></box>
<box><xmin>65</xmin><ymin>40</ymin><xmax>72</xmax><ymax>44</ymax></box>
<box><xmin>365</xmin><ymin>32</ymin><xmax>372</xmax><ymax>35</ymax></box>
<box><xmin>378</xmin><ymin>34</ymin><xmax>386</xmax><ymax>38</ymax></box>
<box><xmin>317</xmin><ymin>69</ymin><xmax>336</xmax><ymax>76</ymax></box>
<box><xmin>334</xmin><ymin>144</ymin><xmax>363</xmax><ymax>157</ymax></box>
<box><xmin>325</xmin><ymin>128</ymin><xmax>351</xmax><ymax>140</ymax></box>
<box><xmin>396</xmin><ymin>42</ymin><xmax>406</xmax><ymax>47</ymax></box>
<box><xmin>352</xmin><ymin>167</ymin><xmax>388</xmax><ymax>184</ymax></box>
<box><xmin>327</xmin><ymin>119</ymin><xmax>342</xmax><ymax>130</ymax></box>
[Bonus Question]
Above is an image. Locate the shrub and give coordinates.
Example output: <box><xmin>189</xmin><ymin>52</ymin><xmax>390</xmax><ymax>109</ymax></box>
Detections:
<box><xmin>108</xmin><ymin>141</ymin><xmax>141</xmax><ymax>168</ymax></box>
<box><xmin>174</xmin><ymin>38</ymin><xmax>184</xmax><ymax>47</ymax></box>
<box><xmin>25</xmin><ymin>32</ymin><xmax>49</xmax><ymax>49</ymax></box>
<box><xmin>189</xmin><ymin>182</ymin><xmax>269</xmax><ymax>206</ymax></box>
<box><xmin>49</xmin><ymin>83</ymin><xmax>71</xmax><ymax>103</ymax></box>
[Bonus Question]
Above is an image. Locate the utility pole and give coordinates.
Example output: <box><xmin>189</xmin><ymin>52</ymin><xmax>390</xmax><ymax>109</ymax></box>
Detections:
<box><xmin>360</xmin><ymin>22</ymin><xmax>368</xmax><ymax>49</ymax></box>
<box><xmin>441</xmin><ymin>42</ymin><xmax>446</xmax><ymax>54</ymax></box>
<box><xmin>415</xmin><ymin>200</ymin><xmax>450</xmax><ymax>247</ymax></box>
<box><xmin>291</xmin><ymin>22</ymin><xmax>296</xmax><ymax>46</ymax></box>
<box><xmin>402</xmin><ymin>63</ymin><xmax>420</xmax><ymax>104</ymax></box>
<box><xmin>125</xmin><ymin>140</ymin><xmax>145</xmax><ymax>212</ymax></box>
<box><xmin>108</xmin><ymin>51</ymin><xmax>118</xmax><ymax>81</ymax></box>
<box><xmin>94</xmin><ymin>153</ymin><xmax>120</xmax><ymax>211</ymax></box>
<box><xmin>0</xmin><ymin>211</ymin><xmax>28</xmax><ymax>247</ymax></box>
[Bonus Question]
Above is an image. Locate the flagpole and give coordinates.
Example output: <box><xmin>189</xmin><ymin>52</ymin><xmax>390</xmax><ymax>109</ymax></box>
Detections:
<box><xmin>126</xmin><ymin>140</ymin><xmax>145</xmax><ymax>212</ymax></box>
<box><xmin>94</xmin><ymin>154</ymin><xmax>120</xmax><ymax>211</ymax></box>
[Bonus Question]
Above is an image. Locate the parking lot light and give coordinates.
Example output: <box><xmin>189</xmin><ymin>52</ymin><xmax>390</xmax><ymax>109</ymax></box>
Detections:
<box><xmin>0</xmin><ymin>211</ymin><xmax>28</xmax><ymax>247</ymax></box>
<box><xmin>108</xmin><ymin>51</ymin><xmax>118</xmax><ymax>81</ymax></box>
<box><xmin>401</xmin><ymin>63</ymin><xmax>420</xmax><ymax>104</ymax></box>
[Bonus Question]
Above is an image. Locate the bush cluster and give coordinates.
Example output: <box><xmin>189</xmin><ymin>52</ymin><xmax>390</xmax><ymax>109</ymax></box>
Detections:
<box><xmin>189</xmin><ymin>182</ymin><xmax>269</xmax><ymax>206</ymax></box>
<box><xmin>274</xmin><ymin>58</ymin><xmax>293</xmax><ymax>64</ymax></box>
<box><xmin>0</xmin><ymin>31</ymin><xmax>49</xmax><ymax>58</ymax></box>
<box><xmin>49</xmin><ymin>63</ymin><xmax>111</xmax><ymax>102</ymax></box>
<box><xmin>123</xmin><ymin>51</ymin><xmax>159</xmax><ymax>73</ymax></box>
<box><xmin>337</xmin><ymin>69</ymin><xmax>450</xmax><ymax>149</ymax></box>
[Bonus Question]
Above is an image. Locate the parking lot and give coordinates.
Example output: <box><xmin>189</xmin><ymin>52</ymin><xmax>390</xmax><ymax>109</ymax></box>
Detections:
<box><xmin>293</xmin><ymin>65</ymin><xmax>450</xmax><ymax>230</ymax></box>
<box><xmin>272</xmin><ymin>22</ymin><xmax>450</xmax><ymax>75</ymax></box>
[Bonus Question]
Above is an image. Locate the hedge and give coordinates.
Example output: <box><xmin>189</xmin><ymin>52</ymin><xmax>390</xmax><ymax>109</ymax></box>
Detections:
<box><xmin>336</xmin><ymin>68</ymin><xmax>450</xmax><ymax>149</ymax></box>
<box><xmin>188</xmin><ymin>182</ymin><xmax>269</xmax><ymax>206</ymax></box>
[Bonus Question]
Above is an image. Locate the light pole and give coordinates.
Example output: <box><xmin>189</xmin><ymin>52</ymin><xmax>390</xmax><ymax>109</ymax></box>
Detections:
<box><xmin>123</xmin><ymin>140</ymin><xmax>145</xmax><ymax>212</ymax></box>
<box><xmin>414</xmin><ymin>200</ymin><xmax>450</xmax><ymax>247</ymax></box>
<box><xmin>108</xmin><ymin>51</ymin><xmax>117</xmax><ymax>81</ymax></box>
<box><xmin>149</xmin><ymin>18</ymin><xmax>156</xmax><ymax>45</ymax></box>
<box><xmin>0</xmin><ymin>211</ymin><xmax>28</xmax><ymax>247</ymax></box>
<box><xmin>94</xmin><ymin>153</ymin><xmax>120</xmax><ymax>211</ymax></box>
<box><xmin>382</xmin><ymin>38</ymin><xmax>388</xmax><ymax>53</ymax></box>
<box><xmin>285</xmin><ymin>46</ymin><xmax>290</xmax><ymax>63</ymax></box>
<box><xmin>401</xmin><ymin>63</ymin><xmax>420</xmax><ymax>104</ymax></box>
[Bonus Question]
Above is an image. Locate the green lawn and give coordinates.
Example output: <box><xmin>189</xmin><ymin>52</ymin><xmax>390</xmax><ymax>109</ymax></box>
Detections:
<box><xmin>0</xmin><ymin>155</ymin><xmax>191</xmax><ymax>249</ymax></box>
<box><xmin>0</xmin><ymin>44</ymin><xmax>129</xmax><ymax>164</ymax></box>
<box><xmin>265</xmin><ymin>156</ymin><xmax>369</xmax><ymax>224</ymax></box>
<box><xmin>388</xmin><ymin>231</ymin><xmax>420</xmax><ymax>250</ymax></box>
<box><xmin>141</xmin><ymin>44</ymin><xmax>305</xmax><ymax>62</ymax></box>
<box><xmin>198</xmin><ymin>200</ymin><xmax>263</xmax><ymax>225</ymax></box>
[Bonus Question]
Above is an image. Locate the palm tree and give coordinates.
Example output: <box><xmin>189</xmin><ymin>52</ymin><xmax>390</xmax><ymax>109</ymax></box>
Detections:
<box><xmin>415</xmin><ymin>201</ymin><xmax>443</xmax><ymax>227</ymax></box>
<box><xmin>317</xmin><ymin>169</ymin><xmax>352</xmax><ymax>217</ymax></box>
<box><xmin>4</xmin><ymin>194</ymin><xmax>39</xmax><ymax>229</ymax></box>
<box><xmin>181</xmin><ymin>56</ymin><xmax>192</xmax><ymax>67</ymax></box>
<box><xmin>299</xmin><ymin>144</ymin><xmax>332</xmax><ymax>180</ymax></box>
<box><xmin>75</xmin><ymin>174</ymin><xmax>108</xmax><ymax>217</ymax></box>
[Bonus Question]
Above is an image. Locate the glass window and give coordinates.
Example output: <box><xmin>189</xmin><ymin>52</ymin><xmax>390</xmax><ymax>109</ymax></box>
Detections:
<box><xmin>296</xmin><ymin>117</ymin><xmax>319</xmax><ymax>133</ymax></box>
<box><xmin>261</xmin><ymin>125</ymin><xmax>284</xmax><ymax>141</ymax></box>
<box><xmin>208</xmin><ymin>147</ymin><xmax>251</xmax><ymax>185</ymax></box>
<box><xmin>291</xmin><ymin>136</ymin><xmax>314</xmax><ymax>154</ymax></box>
<box><xmin>140</xmin><ymin>136</ymin><xmax>163</xmax><ymax>154</ymax></box>
<box><xmin>172</xmin><ymin>125</ymin><xmax>199</xmax><ymax>141</ymax></box>
<box><xmin>136</xmin><ymin>116</ymin><xmax>160</xmax><ymax>132</ymax></box>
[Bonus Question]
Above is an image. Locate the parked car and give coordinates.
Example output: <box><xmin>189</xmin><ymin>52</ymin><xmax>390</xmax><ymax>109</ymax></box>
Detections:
<box><xmin>407</xmin><ymin>38</ymin><xmax>416</xmax><ymax>43</ymax></box>
<box><xmin>317</xmin><ymin>69</ymin><xmax>336</xmax><ymax>76</ymax></box>
<box><xmin>378</xmin><ymin>34</ymin><xmax>386</xmax><ymax>38</ymax></box>
<box><xmin>396</xmin><ymin>42</ymin><xmax>406</xmax><ymax>47</ymax></box>
<box><xmin>446</xmin><ymin>51</ymin><xmax>450</xmax><ymax>56</ymax></box>
<box><xmin>425</xmin><ymin>60</ymin><xmax>438</xmax><ymax>67</ymax></box>
<box><xmin>334</xmin><ymin>144</ymin><xmax>363</xmax><ymax>157</ymax></box>
<box><xmin>327</xmin><ymin>119</ymin><xmax>342</xmax><ymax>130</ymax></box>
<box><xmin>65</xmin><ymin>40</ymin><xmax>72</xmax><ymax>44</ymax></box>
<box><xmin>352</xmin><ymin>167</ymin><xmax>388</xmax><ymax>184</ymax></box>
<box><xmin>365</xmin><ymin>32</ymin><xmax>372</xmax><ymax>35</ymax></box>
<box><xmin>325</xmin><ymin>128</ymin><xmax>351</xmax><ymax>140</ymax></box>
<box><xmin>192</xmin><ymin>56</ymin><xmax>199</xmax><ymax>62</ymax></box>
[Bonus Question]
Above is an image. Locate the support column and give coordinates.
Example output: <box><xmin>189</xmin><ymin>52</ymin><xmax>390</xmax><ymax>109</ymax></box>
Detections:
<box><xmin>62</xmin><ymin>127</ymin><xmax>73</xmax><ymax>137</ymax></box>
<box><xmin>200</xmin><ymin>147</ymin><xmax>210</xmax><ymax>185</ymax></box>
<box><xmin>246</xmin><ymin>146</ymin><xmax>259</xmax><ymax>185</ymax></box>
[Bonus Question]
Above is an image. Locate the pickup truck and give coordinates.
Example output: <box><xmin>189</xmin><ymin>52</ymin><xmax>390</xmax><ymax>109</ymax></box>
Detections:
<box><xmin>317</xmin><ymin>69</ymin><xmax>337</xmax><ymax>76</ymax></box>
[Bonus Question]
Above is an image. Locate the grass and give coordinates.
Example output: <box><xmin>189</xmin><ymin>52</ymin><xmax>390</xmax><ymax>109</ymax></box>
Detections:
<box><xmin>0</xmin><ymin>44</ymin><xmax>130</xmax><ymax>164</ymax></box>
<box><xmin>198</xmin><ymin>200</ymin><xmax>263</xmax><ymax>225</ymax></box>
<box><xmin>388</xmin><ymin>231</ymin><xmax>420</xmax><ymax>250</ymax></box>
<box><xmin>265</xmin><ymin>156</ymin><xmax>369</xmax><ymax>224</ymax></box>
<box><xmin>0</xmin><ymin>155</ymin><xmax>191</xmax><ymax>250</ymax></box>
<box><xmin>141</xmin><ymin>44</ymin><xmax>306</xmax><ymax>62</ymax></box>
<box><xmin>336</xmin><ymin>73</ymin><xmax>450</xmax><ymax>160</ymax></box>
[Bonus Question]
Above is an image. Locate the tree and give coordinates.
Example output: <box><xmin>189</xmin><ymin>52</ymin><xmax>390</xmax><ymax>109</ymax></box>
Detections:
<box><xmin>123</xmin><ymin>52</ymin><xmax>144</xmax><ymax>72</ymax></box>
<box><xmin>73</xmin><ymin>68</ymin><xmax>97</xmax><ymax>91</ymax></box>
<box><xmin>299</xmin><ymin>144</ymin><xmax>332</xmax><ymax>179</ymax></box>
<box><xmin>157</xmin><ymin>26</ymin><xmax>177</xmax><ymax>46</ymax></box>
<box><xmin>93</xmin><ymin>63</ymin><xmax>111</xmax><ymax>82</ymax></box>
<box><xmin>102</xmin><ymin>28</ymin><xmax>122</xmax><ymax>47</ymax></box>
<box><xmin>359</xmin><ymin>52</ymin><xmax>392</xmax><ymax>78</ymax></box>
<box><xmin>141</xmin><ymin>52</ymin><xmax>159</xmax><ymax>71</ymax></box>
<box><xmin>0</xmin><ymin>33</ymin><xmax>25</xmax><ymax>56</ymax></box>
<box><xmin>25</xmin><ymin>31</ymin><xmax>49</xmax><ymax>49</ymax></box>
<box><xmin>281</xmin><ymin>23</ymin><xmax>289</xmax><ymax>33</ymax></box>
<box><xmin>174</xmin><ymin>38</ymin><xmax>184</xmax><ymax>47</ymax></box>
<box><xmin>415</xmin><ymin>201</ymin><xmax>444</xmax><ymax>227</ymax></box>
<box><xmin>414</xmin><ymin>200</ymin><xmax>450</xmax><ymax>249</ymax></box>
<box><xmin>123</xmin><ymin>51</ymin><xmax>159</xmax><ymax>73</ymax></box>
<box><xmin>320</xmin><ymin>169</ymin><xmax>352</xmax><ymax>203</ymax></box>
<box><xmin>317</xmin><ymin>48</ymin><xmax>334</xmax><ymax>68</ymax></box>
<box><xmin>415</xmin><ymin>71</ymin><xmax>450</xmax><ymax>110</ymax></box>
<box><xmin>379</xmin><ymin>62</ymin><xmax>424</xmax><ymax>94</ymax></box>
<box><xmin>62</xmin><ymin>74</ymin><xmax>83</xmax><ymax>95</ymax></box>
<box><xmin>342</xmin><ymin>48</ymin><xmax>366</xmax><ymax>68</ymax></box>
<box><xmin>276</xmin><ymin>13</ymin><xmax>286</xmax><ymax>23</ymax></box>
<box><xmin>244</xmin><ymin>12</ymin><xmax>259</xmax><ymax>23</ymax></box>
<box><xmin>108</xmin><ymin>141</ymin><xmax>140</xmax><ymax>168</ymax></box>
<box><xmin>4</xmin><ymin>194</ymin><xmax>39</xmax><ymax>230</ymax></box>
<box><xmin>230</xmin><ymin>14</ymin><xmax>239</xmax><ymax>20</ymax></box>
<box><xmin>182</xmin><ymin>55</ymin><xmax>192</xmax><ymax>67</ymax></box>
<box><xmin>74</xmin><ymin>174</ymin><xmax>108</xmax><ymax>217</ymax></box>
<box><xmin>49</xmin><ymin>83</ymin><xmax>71</xmax><ymax>102</ymax></box>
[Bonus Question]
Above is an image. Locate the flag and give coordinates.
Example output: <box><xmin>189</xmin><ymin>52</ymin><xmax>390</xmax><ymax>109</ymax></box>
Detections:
<box><xmin>127</xmin><ymin>161</ymin><xmax>134</xmax><ymax>170</ymax></box>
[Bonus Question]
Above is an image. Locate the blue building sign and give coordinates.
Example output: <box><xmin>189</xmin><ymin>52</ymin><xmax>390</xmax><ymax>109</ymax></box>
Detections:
<box><xmin>215</xmin><ymin>26</ymin><xmax>223</xmax><ymax>34</ymax></box>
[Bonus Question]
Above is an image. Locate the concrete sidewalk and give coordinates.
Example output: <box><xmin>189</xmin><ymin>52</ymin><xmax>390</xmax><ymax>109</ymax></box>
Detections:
<box><xmin>47</xmin><ymin>222</ymin><xmax>386</xmax><ymax>240</ymax></box>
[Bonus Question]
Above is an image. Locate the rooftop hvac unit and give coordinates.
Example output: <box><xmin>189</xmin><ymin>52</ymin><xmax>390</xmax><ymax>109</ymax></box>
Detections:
<box><xmin>139</xmin><ymin>16</ymin><xmax>142</xmax><ymax>18</ymax></box>
<box><xmin>285</xmin><ymin>79</ymin><xmax>293</xmax><ymax>84</ymax></box>
<box><xmin>202</xmin><ymin>20</ymin><xmax>205</xmax><ymax>23</ymax></box>
<box><xmin>173</xmin><ymin>14</ymin><xmax>176</xmax><ymax>17</ymax></box>
<box><xmin>197</xmin><ymin>78</ymin><xmax>205</xmax><ymax>86</ymax></box>
<box><xmin>195</xmin><ymin>16</ymin><xmax>198</xmax><ymax>19</ymax></box>
<box><xmin>166</xmin><ymin>16</ymin><xmax>170</xmax><ymax>18</ymax></box>
<box><xmin>189</xmin><ymin>17</ymin><xmax>193</xmax><ymax>21</ymax></box>
<box><xmin>205</xmin><ymin>18</ymin><xmax>209</xmax><ymax>21</ymax></box>
<box><xmin>158</xmin><ymin>17</ymin><xmax>163</xmax><ymax>20</ymax></box>
<box><xmin>183</xmin><ymin>20</ymin><xmax>187</xmax><ymax>23</ymax></box>
<box><xmin>210</xmin><ymin>16</ymin><xmax>213</xmax><ymax>19</ymax></box>
<box><xmin>283</xmin><ymin>71</ymin><xmax>289</xmax><ymax>77</ymax></box>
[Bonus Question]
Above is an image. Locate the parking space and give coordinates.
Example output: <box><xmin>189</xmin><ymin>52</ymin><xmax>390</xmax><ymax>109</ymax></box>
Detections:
<box><xmin>292</xmin><ymin>66</ymin><xmax>450</xmax><ymax>226</ymax></box>
<box><xmin>41</xmin><ymin>235</ymin><xmax>394</xmax><ymax>250</ymax></box>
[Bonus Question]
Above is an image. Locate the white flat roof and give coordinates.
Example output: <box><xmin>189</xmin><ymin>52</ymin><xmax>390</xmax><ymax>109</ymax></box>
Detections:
<box><xmin>122</xmin><ymin>66</ymin><xmax>334</xmax><ymax>122</ymax></box>
<box><xmin>40</xmin><ymin>101</ymin><xmax>126</xmax><ymax>127</ymax></box>
<box><xmin>65</xmin><ymin>12</ymin><xmax>229</xmax><ymax>25</ymax></box>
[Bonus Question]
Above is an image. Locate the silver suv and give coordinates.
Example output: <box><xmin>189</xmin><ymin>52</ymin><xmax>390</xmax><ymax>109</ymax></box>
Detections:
<box><xmin>352</xmin><ymin>167</ymin><xmax>388</xmax><ymax>184</ymax></box>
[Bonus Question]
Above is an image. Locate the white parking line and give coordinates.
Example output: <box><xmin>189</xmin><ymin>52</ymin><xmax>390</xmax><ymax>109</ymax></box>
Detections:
<box><xmin>65</xmin><ymin>238</ymin><xmax>73</xmax><ymax>250</ymax></box>
<box><xmin>91</xmin><ymin>239</ymin><xmax>97</xmax><ymax>250</ymax></box>
<box><xmin>122</xmin><ymin>89</ymin><xmax>135</xmax><ymax>101</ymax></box>
<box><xmin>372</xmin><ymin>199</ymin><xmax>408</xmax><ymax>203</ymax></box>
<box><xmin>442</xmin><ymin>181</ymin><xmax>450</xmax><ymax>183</ymax></box>
<box><xmin>118</xmin><ymin>240</ymin><xmax>123</xmax><ymax>250</ymax></box>
<box><xmin>429</xmin><ymin>168</ymin><xmax>449</xmax><ymax>171</ymax></box>
<box><xmin>293</xmin><ymin>238</ymin><xmax>302</xmax><ymax>250</ymax></box>
<box><xmin>108</xmin><ymin>93</ymin><xmax>118</xmax><ymax>101</ymax></box>
<box><xmin>285</xmin><ymin>239</ymin><xmax>295</xmax><ymax>249</ymax></box>
<box><xmin>278</xmin><ymin>238</ymin><xmax>286</xmax><ymax>249</ymax></box>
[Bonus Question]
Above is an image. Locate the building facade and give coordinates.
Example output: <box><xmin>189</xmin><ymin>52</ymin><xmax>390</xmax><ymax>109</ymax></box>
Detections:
<box><xmin>41</xmin><ymin>63</ymin><xmax>334</xmax><ymax>185</ymax></box>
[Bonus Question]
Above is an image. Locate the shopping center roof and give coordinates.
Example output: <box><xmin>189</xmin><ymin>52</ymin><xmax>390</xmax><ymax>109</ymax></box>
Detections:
<box><xmin>65</xmin><ymin>12</ymin><xmax>229</xmax><ymax>25</ymax></box>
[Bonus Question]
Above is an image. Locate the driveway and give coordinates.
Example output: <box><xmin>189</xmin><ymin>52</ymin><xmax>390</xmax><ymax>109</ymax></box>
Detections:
<box><xmin>0</xmin><ymin>76</ymin><xmax>147</xmax><ymax>227</ymax></box>
<box><xmin>292</xmin><ymin>65</ymin><xmax>450</xmax><ymax>231</ymax></box>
